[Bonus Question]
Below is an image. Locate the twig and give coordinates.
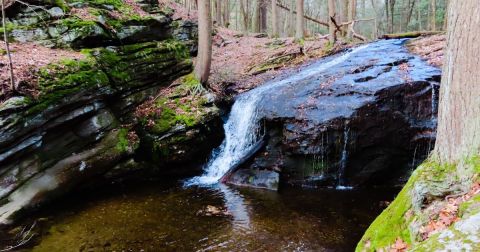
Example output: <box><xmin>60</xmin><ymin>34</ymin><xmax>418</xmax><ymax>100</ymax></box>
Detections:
<box><xmin>0</xmin><ymin>221</ymin><xmax>36</xmax><ymax>251</ymax></box>
<box><xmin>1</xmin><ymin>0</ymin><xmax>15</xmax><ymax>92</ymax></box>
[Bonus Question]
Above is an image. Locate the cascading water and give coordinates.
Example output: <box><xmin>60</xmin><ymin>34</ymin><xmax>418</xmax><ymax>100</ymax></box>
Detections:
<box><xmin>186</xmin><ymin>45</ymin><xmax>370</xmax><ymax>186</ymax></box>
<box><xmin>336</xmin><ymin>123</ymin><xmax>353</xmax><ymax>190</ymax></box>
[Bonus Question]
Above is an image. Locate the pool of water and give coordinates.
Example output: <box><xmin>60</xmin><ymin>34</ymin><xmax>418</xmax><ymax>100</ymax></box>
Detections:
<box><xmin>9</xmin><ymin>180</ymin><xmax>397</xmax><ymax>251</ymax></box>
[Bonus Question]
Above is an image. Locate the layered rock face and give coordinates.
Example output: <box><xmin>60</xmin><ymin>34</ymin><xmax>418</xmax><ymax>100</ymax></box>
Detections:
<box><xmin>0</xmin><ymin>1</ymin><xmax>219</xmax><ymax>224</ymax></box>
<box><xmin>231</xmin><ymin>40</ymin><xmax>441</xmax><ymax>189</ymax></box>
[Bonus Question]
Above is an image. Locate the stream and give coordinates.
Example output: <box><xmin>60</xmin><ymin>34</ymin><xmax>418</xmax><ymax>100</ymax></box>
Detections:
<box><xmin>28</xmin><ymin>180</ymin><xmax>397</xmax><ymax>251</ymax></box>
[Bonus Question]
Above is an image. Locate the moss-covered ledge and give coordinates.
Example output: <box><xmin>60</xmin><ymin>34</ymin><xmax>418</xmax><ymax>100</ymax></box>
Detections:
<box><xmin>357</xmin><ymin>156</ymin><xmax>480</xmax><ymax>251</ymax></box>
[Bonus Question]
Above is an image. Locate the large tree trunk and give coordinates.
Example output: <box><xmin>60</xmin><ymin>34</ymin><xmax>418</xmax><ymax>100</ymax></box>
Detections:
<box><xmin>271</xmin><ymin>0</ymin><xmax>279</xmax><ymax>37</ymax></box>
<box><xmin>328</xmin><ymin>0</ymin><xmax>336</xmax><ymax>44</ymax></box>
<box><xmin>295</xmin><ymin>0</ymin><xmax>304</xmax><ymax>40</ymax></box>
<box><xmin>194</xmin><ymin>0</ymin><xmax>212</xmax><ymax>84</ymax></box>
<box><xmin>433</xmin><ymin>1</ymin><xmax>480</xmax><ymax>165</ymax></box>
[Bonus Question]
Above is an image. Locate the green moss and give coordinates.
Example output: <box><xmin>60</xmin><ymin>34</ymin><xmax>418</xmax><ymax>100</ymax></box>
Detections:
<box><xmin>27</xmin><ymin>57</ymin><xmax>109</xmax><ymax>115</ymax></box>
<box><xmin>115</xmin><ymin>128</ymin><xmax>129</xmax><ymax>152</ymax></box>
<box><xmin>58</xmin><ymin>17</ymin><xmax>98</xmax><ymax>29</ymax></box>
<box><xmin>358</xmin><ymin>155</ymin><xmax>480</xmax><ymax>251</ymax></box>
<box><xmin>356</xmin><ymin>170</ymin><xmax>418</xmax><ymax>251</ymax></box>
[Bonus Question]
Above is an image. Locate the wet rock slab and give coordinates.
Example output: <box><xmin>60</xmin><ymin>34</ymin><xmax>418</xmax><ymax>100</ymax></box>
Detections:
<box><xmin>233</xmin><ymin>39</ymin><xmax>441</xmax><ymax>189</ymax></box>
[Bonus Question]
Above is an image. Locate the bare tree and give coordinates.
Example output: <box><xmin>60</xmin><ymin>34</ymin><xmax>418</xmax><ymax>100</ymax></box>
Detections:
<box><xmin>194</xmin><ymin>0</ymin><xmax>212</xmax><ymax>84</ymax></box>
<box><xmin>433</xmin><ymin>1</ymin><xmax>480</xmax><ymax>165</ymax></box>
<box><xmin>295</xmin><ymin>0</ymin><xmax>304</xmax><ymax>41</ymax></box>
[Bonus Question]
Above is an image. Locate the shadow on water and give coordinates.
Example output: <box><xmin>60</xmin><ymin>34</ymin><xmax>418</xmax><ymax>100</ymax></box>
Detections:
<box><xmin>3</xmin><ymin>177</ymin><xmax>398</xmax><ymax>252</ymax></box>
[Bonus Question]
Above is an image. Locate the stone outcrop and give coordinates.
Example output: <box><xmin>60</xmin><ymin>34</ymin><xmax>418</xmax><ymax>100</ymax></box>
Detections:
<box><xmin>229</xmin><ymin>39</ymin><xmax>441</xmax><ymax>189</ymax></box>
<box><xmin>0</xmin><ymin>1</ymin><xmax>217</xmax><ymax>225</ymax></box>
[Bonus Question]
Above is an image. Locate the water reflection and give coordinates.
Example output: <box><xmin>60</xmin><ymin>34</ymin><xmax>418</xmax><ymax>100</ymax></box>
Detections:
<box><xmin>217</xmin><ymin>184</ymin><xmax>251</xmax><ymax>231</ymax></box>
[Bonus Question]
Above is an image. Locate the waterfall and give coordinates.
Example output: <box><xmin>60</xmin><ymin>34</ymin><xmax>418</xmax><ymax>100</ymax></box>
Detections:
<box><xmin>185</xmin><ymin>45</ymin><xmax>369</xmax><ymax>186</ymax></box>
<box><xmin>336</xmin><ymin>123</ymin><xmax>353</xmax><ymax>190</ymax></box>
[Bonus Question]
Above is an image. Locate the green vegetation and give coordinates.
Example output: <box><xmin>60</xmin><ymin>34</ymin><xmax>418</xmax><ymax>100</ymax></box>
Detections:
<box><xmin>358</xmin><ymin>156</ymin><xmax>480</xmax><ymax>251</ymax></box>
<box><xmin>27</xmin><ymin>57</ymin><xmax>109</xmax><ymax>115</ymax></box>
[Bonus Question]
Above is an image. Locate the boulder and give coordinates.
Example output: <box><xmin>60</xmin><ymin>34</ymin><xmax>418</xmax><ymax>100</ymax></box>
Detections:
<box><xmin>229</xmin><ymin>39</ymin><xmax>441</xmax><ymax>189</ymax></box>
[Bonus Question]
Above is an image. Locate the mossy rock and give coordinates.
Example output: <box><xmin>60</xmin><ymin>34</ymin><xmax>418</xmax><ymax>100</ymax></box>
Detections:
<box><xmin>3</xmin><ymin>1</ymin><xmax>175</xmax><ymax>49</ymax></box>
<box><xmin>357</xmin><ymin>156</ymin><xmax>480</xmax><ymax>251</ymax></box>
<box><xmin>26</xmin><ymin>40</ymin><xmax>192</xmax><ymax>117</ymax></box>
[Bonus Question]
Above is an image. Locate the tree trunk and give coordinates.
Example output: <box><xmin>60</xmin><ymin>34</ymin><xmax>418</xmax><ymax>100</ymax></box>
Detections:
<box><xmin>433</xmin><ymin>1</ymin><xmax>480</xmax><ymax>165</ymax></box>
<box><xmin>442</xmin><ymin>0</ymin><xmax>449</xmax><ymax>31</ymax></box>
<box><xmin>252</xmin><ymin>0</ymin><xmax>261</xmax><ymax>33</ymax></box>
<box><xmin>215</xmin><ymin>0</ymin><xmax>222</xmax><ymax>26</ymax></box>
<box><xmin>295</xmin><ymin>0</ymin><xmax>304</xmax><ymax>40</ymax></box>
<box><xmin>328</xmin><ymin>0</ymin><xmax>336</xmax><ymax>44</ymax></box>
<box><xmin>260</xmin><ymin>0</ymin><xmax>267</xmax><ymax>32</ymax></box>
<box><xmin>347</xmin><ymin>0</ymin><xmax>356</xmax><ymax>40</ymax></box>
<box><xmin>389</xmin><ymin>0</ymin><xmax>395</xmax><ymax>33</ymax></box>
<box><xmin>430</xmin><ymin>0</ymin><xmax>436</xmax><ymax>31</ymax></box>
<box><xmin>194</xmin><ymin>0</ymin><xmax>212</xmax><ymax>84</ymax></box>
<box><xmin>240</xmin><ymin>0</ymin><xmax>248</xmax><ymax>34</ymax></box>
<box><xmin>223</xmin><ymin>0</ymin><xmax>230</xmax><ymax>27</ymax></box>
<box><xmin>289</xmin><ymin>0</ymin><xmax>295</xmax><ymax>36</ymax></box>
<box><xmin>340</xmin><ymin>0</ymin><xmax>349</xmax><ymax>36</ymax></box>
<box><xmin>1</xmin><ymin>0</ymin><xmax>14</xmax><ymax>92</ymax></box>
<box><xmin>271</xmin><ymin>0</ymin><xmax>279</xmax><ymax>37</ymax></box>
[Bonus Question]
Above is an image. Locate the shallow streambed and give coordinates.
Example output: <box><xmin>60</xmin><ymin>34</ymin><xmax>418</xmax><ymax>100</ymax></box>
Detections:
<box><xmin>10</xmin><ymin>180</ymin><xmax>396</xmax><ymax>251</ymax></box>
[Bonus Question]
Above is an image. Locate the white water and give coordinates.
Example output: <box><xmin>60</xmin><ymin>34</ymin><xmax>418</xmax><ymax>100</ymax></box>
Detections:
<box><xmin>336</xmin><ymin>123</ymin><xmax>353</xmax><ymax>190</ymax></box>
<box><xmin>186</xmin><ymin>45</ymin><xmax>369</xmax><ymax>186</ymax></box>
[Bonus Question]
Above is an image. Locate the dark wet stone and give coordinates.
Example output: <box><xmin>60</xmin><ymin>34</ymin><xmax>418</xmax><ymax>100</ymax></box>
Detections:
<box><xmin>230</xmin><ymin>39</ymin><xmax>441</xmax><ymax>189</ymax></box>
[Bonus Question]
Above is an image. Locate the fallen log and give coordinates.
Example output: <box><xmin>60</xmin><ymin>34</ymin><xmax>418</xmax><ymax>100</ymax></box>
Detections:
<box><xmin>380</xmin><ymin>31</ymin><xmax>444</xmax><ymax>39</ymax></box>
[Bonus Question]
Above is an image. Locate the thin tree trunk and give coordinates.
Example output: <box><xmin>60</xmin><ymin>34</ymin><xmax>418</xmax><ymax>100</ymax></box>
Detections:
<box><xmin>1</xmin><ymin>0</ymin><xmax>14</xmax><ymax>92</ymax></box>
<box><xmin>223</xmin><ymin>0</ymin><xmax>230</xmax><ymax>27</ymax></box>
<box><xmin>347</xmin><ymin>0</ymin><xmax>356</xmax><ymax>40</ymax></box>
<box><xmin>252</xmin><ymin>0</ymin><xmax>261</xmax><ymax>32</ymax></box>
<box><xmin>430</xmin><ymin>0</ymin><xmax>436</xmax><ymax>31</ymax></box>
<box><xmin>417</xmin><ymin>3</ymin><xmax>422</xmax><ymax>30</ymax></box>
<box><xmin>271</xmin><ymin>0</ymin><xmax>279</xmax><ymax>37</ymax></box>
<box><xmin>195</xmin><ymin>0</ymin><xmax>212</xmax><ymax>84</ymax></box>
<box><xmin>215</xmin><ymin>0</ymin><xmax>222</xmax><ymax>26</ymax></box>
<box><xmin>260</xmin><ymin>0</ymin><xmax>267</xmax><ymax>33</ymax></box>
<box><xmin>240</xmin><ymin>0</ymin><xmax>248</xmax><ymax>34</ymax></box>
<box><xmin>328</xmin><ymin>0</ymin><xmax>336</xmax><ymax>44</ymax></box>
<box><xmin>295</xmin><ymin>0</ymin><xmax>304</xmax><ymax>40</ymax></box>
<box><xmin>442</xmin><ymin>0</ymin><xmax>448</xmax><ymax>31</ymax></box>
<box><xmin>433</xmin><ymin>1</ymin><xmax>480</xmax><ymax>165</ymax></box>
<box><xmin>370</xmin><ymin>0</ymin><xmax>378</xmax><ymax>38</ymax></box>
<box><xmin>289</xmin><ymin>0</ymin><xmax>295</xmax><ymax>36</ymax></box>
